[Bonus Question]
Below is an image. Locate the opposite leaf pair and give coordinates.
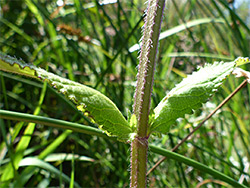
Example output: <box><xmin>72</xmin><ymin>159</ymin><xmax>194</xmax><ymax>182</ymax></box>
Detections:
<box><xmin>0</xmin><ymin>52</ymin><xmax>249</xmax><ymax>142</ymax></box>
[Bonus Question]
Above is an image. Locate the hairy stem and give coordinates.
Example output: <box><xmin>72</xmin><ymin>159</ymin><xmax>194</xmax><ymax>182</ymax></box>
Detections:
<box><xmin>130</xmin><ymin>0</ymin><xmax>165</xmax><ymax>187</ymax></box>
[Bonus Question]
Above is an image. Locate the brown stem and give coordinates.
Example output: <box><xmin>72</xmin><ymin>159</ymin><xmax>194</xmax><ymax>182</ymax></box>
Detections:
<box><xmin>131</xmin><ymin>1</ymin><xmax>165</xmax><ymax>187</ymax></box>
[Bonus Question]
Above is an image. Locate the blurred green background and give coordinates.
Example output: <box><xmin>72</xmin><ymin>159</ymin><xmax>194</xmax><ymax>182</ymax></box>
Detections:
<box><xmin>0</xmin><ymin>0</ymin><xmax>250</xmax><ymax>187</ymax></box>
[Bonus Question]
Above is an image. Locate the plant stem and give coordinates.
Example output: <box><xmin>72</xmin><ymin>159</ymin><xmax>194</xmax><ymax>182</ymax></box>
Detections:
<box><xmin>131</xmin><ymin>0</ymin><xmax>165</xmax><ymax>187</ymax></box>
<box><xmin>1</xmin><ymin>110</ymin><xmax>248</xmax><ymax>187</ymax></box>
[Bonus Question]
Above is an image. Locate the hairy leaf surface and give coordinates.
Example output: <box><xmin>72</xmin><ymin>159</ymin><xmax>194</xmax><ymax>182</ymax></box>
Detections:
<box><xmin>0</xmin><ymin>52</ymin><xmax>132</xmax><ymax>141</ymax></box>
<box><xmin>150</xmin><ymin>61</ymin><xmax>236</xmax><ymax>134</ymax></box>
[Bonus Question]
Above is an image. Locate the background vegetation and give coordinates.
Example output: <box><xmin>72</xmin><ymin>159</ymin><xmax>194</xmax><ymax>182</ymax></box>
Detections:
<box><xmin>0</xmin><ymin>0</ymin><xmax>249</xmax><ymax>187</ymax></box>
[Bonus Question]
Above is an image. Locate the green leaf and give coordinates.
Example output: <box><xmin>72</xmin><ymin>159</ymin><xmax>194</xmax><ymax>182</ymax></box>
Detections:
<box><xmin>149</xmin><ymin>145</ymin><xmax>247</xmax><ymax>188</ymax></box>
<box><xmin>150</xmin><ymin>61</ymin><xmax>236</xmax><ymax>134</ymax></box>
<box><xmin>0</xmin><ymin>51</ymin><xmax>37</xmax><ymax>78</ymax></box>
<box><xmin>19</xmin><ymin>157</ymin><xmax>81</xmax><ymax>188</ymax></box>
<box><xmin>234</xmin><ymin>57</ymin><xmax>250</xmax><ymax>66</ymax></box>
<box><xmin>129</xmin><ymin>18</ymin><xmax>225</xmax><ymax>52</ymax></box>
<box><xmin>0</xmin><ymin>52</ymin><xmax>132</xmax><ymax>141</ymax></box>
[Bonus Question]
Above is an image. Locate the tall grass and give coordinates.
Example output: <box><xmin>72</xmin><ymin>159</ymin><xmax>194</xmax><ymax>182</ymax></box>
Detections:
<box><xmin>0</xmin><ymin>0</ymin><xmax>249</xmax><ymax>187</ymax></box>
